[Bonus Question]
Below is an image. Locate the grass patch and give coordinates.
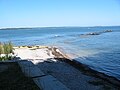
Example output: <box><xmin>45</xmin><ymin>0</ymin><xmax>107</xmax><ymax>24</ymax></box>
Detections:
<box><xmin>0</xmin><ymin>62</ymin><xmax>40</xmax><ymax>90</ymax></box>
<box><xmin>0</xmin><ymin>41</ymin><xmax>15</xmax><ymax>61</ymax></box>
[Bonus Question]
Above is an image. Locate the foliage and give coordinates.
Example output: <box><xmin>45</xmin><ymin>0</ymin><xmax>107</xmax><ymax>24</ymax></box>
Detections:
<box><xmin>0</xmin><ymin>42</ymin><xmax>4</xmax><ymax>54</ymax></box>
<box><xmin>0</xmin><ymin>41</ymin><xmax>14</xmax><ymax>61</ymax></box>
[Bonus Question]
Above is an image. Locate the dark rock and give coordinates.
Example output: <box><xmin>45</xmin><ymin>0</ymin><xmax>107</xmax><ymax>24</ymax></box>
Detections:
<box><xmin>104</xmin><ymin>30</ymin><xmax>112</xmax><ymax>32</ymax></box>
<box><xmin>86</xmin><ymin>32</ymin><xmax>100</xmax><ymax>35</ymax></box>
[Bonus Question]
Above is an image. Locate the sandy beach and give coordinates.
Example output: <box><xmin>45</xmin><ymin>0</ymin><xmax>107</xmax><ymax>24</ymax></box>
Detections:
<box><xmin>13</xmin><ymin>46</ymin><xmax>119</xmax><ymax>89</ymax></box>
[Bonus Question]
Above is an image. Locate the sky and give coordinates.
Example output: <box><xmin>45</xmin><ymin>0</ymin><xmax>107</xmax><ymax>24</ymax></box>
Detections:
<box><xmin>0</xmin><ymin>0</ymin><xmax>120</xmax><ymax>28</ymax></box>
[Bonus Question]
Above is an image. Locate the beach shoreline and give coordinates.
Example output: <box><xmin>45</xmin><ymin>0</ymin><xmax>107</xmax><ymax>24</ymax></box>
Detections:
<box><xmin>12</xmin><ymin>45</ymin><xmax>120</xmax><ymax>88</ymax></box>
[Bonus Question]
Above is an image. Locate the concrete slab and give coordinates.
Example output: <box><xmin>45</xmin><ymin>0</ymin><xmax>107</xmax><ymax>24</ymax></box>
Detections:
<box><xmin>33</xmin><ymin>75</ymin><xmax>70</xmax><ymax>90</ymax></box>
<box><xmin>21</xmin><ymin>65</ymin><xmax>45</xmax><ymax>77</ymax></box>
<box><xmin>18</xmin><ymin>60</ymin><xmax>34</xmax><ymax>67</ymax></box>
<box><xmin>18</xmin><ymin>60</ymin><xmax>69</xmax><ymax>89</ymax></box>
<box><xmin>18</xmin><ymin>60</ymin><xmax>45</xmax><ymax>77</ymax></box>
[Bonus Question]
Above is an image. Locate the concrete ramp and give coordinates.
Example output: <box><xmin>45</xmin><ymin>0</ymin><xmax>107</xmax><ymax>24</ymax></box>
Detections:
<box><xmin>18</xmin><ymin>60</ymin><xmax>69</xmax><ymax>90</ymax></box>
<box><xmin>18</xmin><ymin>60</ymin><xmax>45</xmax><ymax>77</ymax></box>
<box><xmin>33</xmin><ymin>75</ymin><xmax>69</xmax><ymax>90</ymax></box>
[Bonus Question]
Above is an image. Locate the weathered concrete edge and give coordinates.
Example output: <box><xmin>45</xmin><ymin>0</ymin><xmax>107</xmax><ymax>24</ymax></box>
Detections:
<box><xmin>33</xmin><ymin>75</ymin><xmax>70</xmax><ymax>90</ymax></box>
<box><xmin>0</xmin><ymin>60</ymin><xmax>20</xmax><ymax>63</ymax></box>
<box><xmin>18</xmin><ymin>60</ymin><xmax>45</xmax><ymax>77</ymax></box>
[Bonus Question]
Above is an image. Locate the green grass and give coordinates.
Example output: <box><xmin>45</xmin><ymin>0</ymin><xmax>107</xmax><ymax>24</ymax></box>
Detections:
<box><xmin>0</xmin><ymin>42</ymin><xmax>4</xmax><ymax>54</ymax></box>
<box><xmin>0</xmin><ymin>41</ymin><xmax>14</xmax><ymax>61</ymax></box>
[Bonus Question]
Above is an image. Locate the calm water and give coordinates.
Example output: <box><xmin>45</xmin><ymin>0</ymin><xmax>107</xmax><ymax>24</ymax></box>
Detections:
<box><xmin>0</xmin><ymin>26</ymin><xmax>120</xmax><ymax>80</ymax></box>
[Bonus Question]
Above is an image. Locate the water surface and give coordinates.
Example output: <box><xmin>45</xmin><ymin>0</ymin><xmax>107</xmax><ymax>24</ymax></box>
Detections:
<box><xmin>0</xmin><ymin>26</ymin><xmax>120</xmax><ymax>80</ymax></box>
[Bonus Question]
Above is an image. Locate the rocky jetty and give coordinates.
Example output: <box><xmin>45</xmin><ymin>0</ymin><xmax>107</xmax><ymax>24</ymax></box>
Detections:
<box><xmin>81</xmin><ymin>30</ymin><xmax>112</xmax><ymax>36</ymax></box>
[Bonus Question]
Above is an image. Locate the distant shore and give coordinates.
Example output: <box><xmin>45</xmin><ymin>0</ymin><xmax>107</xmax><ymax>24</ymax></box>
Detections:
<box><xmin>0</xmin><ymin>26</ymin><xmax>120</xmax><ymax>30</ymax></box>
<box><xmin>0</xmin><ymin>27</ymin><xmax>33</xmax><ymax>30</ymax></box>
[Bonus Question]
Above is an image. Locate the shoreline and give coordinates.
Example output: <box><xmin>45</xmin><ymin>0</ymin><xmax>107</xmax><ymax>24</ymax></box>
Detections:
<box><xmin>13</xmin><ymin>45</ymin><xmax>120</xmax><ymax>88</ymax></box>
<box><xmin>49</xmin><ymin>46</ymin><xmax>120</xmax><ymax>87</ymax></box>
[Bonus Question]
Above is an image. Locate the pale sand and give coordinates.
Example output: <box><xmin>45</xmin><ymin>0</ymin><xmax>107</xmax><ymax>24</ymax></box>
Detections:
<box><xmin>14</xmin><ymin>47</ymin><xmax>54</xmax><ymax>60</ymax></box>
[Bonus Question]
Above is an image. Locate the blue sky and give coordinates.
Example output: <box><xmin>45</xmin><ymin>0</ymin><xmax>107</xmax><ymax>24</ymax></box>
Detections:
<box><xmin>0</xmin><ymin>0</ymin><xmax>120</xmax><ymax>28</ymax></box>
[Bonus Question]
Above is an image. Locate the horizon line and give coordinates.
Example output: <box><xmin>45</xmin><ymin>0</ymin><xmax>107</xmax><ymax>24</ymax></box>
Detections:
<box><xmin>0</xmin><ymin>25</ymin><xmax>120</xmax><ymax>30</ymax></box>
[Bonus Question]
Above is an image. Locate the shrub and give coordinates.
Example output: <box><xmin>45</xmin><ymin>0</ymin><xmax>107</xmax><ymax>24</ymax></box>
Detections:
<box><xmin>3</xmin><ymin>42</ymin><xmax>13</xmax><ymax>54</ymax></box>
<box><xmin>0</xmin><ymin>42</ymin><xmax>4</xmax><ymax>54</ymax></box>
<box><xmin>0</xmin><ymin>41</ymin><xmax>14</xmax><ymax>61</ymax></box>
